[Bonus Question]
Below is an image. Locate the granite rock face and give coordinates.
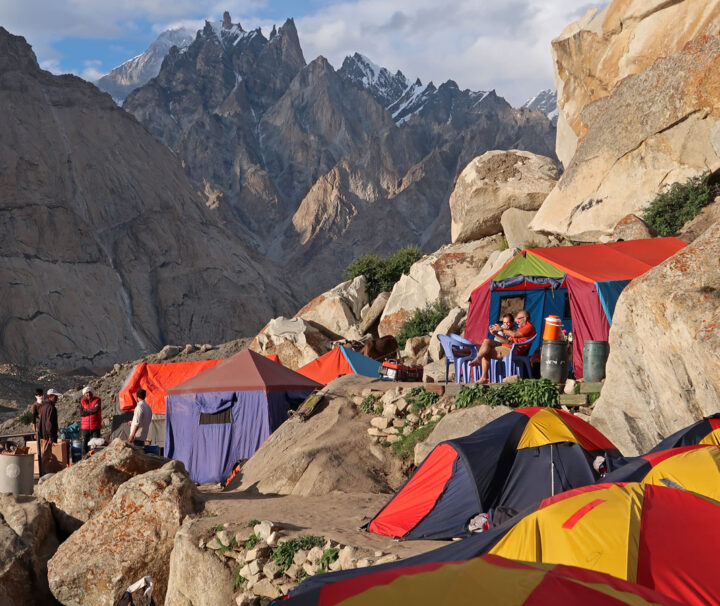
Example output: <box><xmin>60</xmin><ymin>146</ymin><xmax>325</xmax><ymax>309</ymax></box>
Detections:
<box><xmin>0</xmin><ymin>27</ymin><xmax>298</xmax><ymax>367</ymax></box>
<box><xmin>533</xmin><ymin>32</ymin><xmax>720</xmax><ymax>241</ymax></box>
<box><xmin>249</xmin><ymin>317</ymin><xmax>333</xmax><ymax>370</ymax></box>
<box><xmin>47</xmin><ymin>460</ymin><xmax>200</xmax><ymax>606</ymax></box>
<box><xmin>450</xmin><ymin>150</ymin><xmax>558</xmax><ymax>243</ymax></box>
<box><xmin>552</xmin><ymin>0</ymin><xmax>720</xmax><ymax>167</ymax></box>
<box><xmin>35</xmin><ymin>439</ymin><xmax>166</xmax><ymax>535</ymax></box>
<box><xmin>591</xmin><ymin>221</ymin><xmax>720</xmax><ymax>455</ymax></box>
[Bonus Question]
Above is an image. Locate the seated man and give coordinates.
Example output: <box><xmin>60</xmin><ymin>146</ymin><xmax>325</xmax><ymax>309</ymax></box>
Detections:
<box><xmin>469</xmin><ymin>310</ymin><xmax>536</xmax><ymax>384</ymax></box>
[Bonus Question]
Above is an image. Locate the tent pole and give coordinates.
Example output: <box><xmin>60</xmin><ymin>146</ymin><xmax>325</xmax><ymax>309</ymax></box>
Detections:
<box><xmin>550</xmin><ymin>444</ymin><xmax>555</xmax><ymax>496</ymax></box>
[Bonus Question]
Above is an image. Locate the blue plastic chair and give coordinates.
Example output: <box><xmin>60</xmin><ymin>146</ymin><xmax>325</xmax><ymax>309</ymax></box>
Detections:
<box><xmin>503</xmin><ymin>333</ymin><xmax>538</xmax><ymax>379</ymax></box>
<box><xmin>449</xmin><ymin>334</ymin><xmax>479</xmax><ymax>383</ymax></box>
<box><xmin>490</xmin><ymin>358</ymin><xmax>506</xmax><ymax>383</ymax></box>
<box><xmin>437</xmin><ymin>335</ymin><xmax>458</xmax><ymax>384</ymax></box>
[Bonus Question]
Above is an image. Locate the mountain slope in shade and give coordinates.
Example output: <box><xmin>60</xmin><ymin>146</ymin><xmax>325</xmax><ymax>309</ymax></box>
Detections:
<box><xmin>0</xmin><ymin>26</ymin><xmax>298</xmax><ymax>367</ymax></box>
<box><xmin>95</xmin><ymin>26</ymin><xmax>195</xmax><ymax>103</ymax></box>
<box><xmin>522</xmin><ymin>89</ymin><xmax>558</xmax><ymax>124</ymax></box>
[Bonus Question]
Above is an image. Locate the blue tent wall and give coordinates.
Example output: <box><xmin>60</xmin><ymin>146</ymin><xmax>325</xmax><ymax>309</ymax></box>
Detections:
<box><xmin>488</xmin><ymin>287</ymin><xmax>569</xmax><ymax>354</ymax></box>
<box><xmin>341</xmin><ymin>347</ymin><xmax>381</xmax><ymax>378</ymax></box>
<box><xmin>596</xmin><ymin>280</ymin><xmax>630</xmax><ymax>324</ymax></box>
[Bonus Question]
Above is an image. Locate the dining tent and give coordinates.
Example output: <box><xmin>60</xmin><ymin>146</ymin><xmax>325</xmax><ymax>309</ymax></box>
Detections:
<box><xmin>165</xmin><ymin>349</ymin><xmax>321</xmax><ymax>483</ymax></box>
<box><xmin>464</xmin><ymin>238</ymin><xmax>686</xmax><ymax>377</ymax></box>
<box><xmin>296</xmin><ymin>346</ymin><xmax>381</xmax><ymax>385</ymax></box>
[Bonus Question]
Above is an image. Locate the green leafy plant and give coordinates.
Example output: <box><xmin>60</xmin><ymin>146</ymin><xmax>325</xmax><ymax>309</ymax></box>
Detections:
<box><xmin>244</xmin><ymin>534</ymin><xmax>261</xmax><ymax>550</ymax></box>
<box><xmin>454</xmin><ymin>379</ymin><xmax>559</xmax><ymax>409</ymax></box>
<box><xmin>360</xmin><ymin>395</ymin><xmax>378</xmax><ymax>414</ymax></box>
<box><xmin>643</xmin><ymin>171</ymin><xmax>718</xmax><ymax>236</ymax></box>
<box><xmin>18</xmin><ymin>411</ymin><xmax>34</xmax><ymax>426</ymax></box>
<box><xmin>211</xmin><ymin>524</ymin><xmax>225</xmax><ymax>533</ymax></box>
<box><xmin>233</xmin><ymin>568</ymin><xmax>246</xmax><ymax>591</ymax></box>
<box><xmin>247</xmin><ymin>519</ymin><xmax>260</xmax><ymax>527</ymax></box>
<box><xmin>296</xmin><ymin>569</ymin><xmax>308</xmax><ymax>581</ymax></box>
<box><xmin>217</xmin><ymin>536</ymin><xmax>238</xmax><ymax>554</ymax></box>
<box><xmin>271</xmin><ymin>536</ymin><xmax>325</xmax><ymax>572</ymax></box>
<box><xmin>317</xmin><ymin>547</ymin><xmax>339</xmax><ymax>572</ymax></box>
<box><xmin>404</xmin><ymin>386</ymin><xmax>439</xmax><ymax>415</ymax></box>
<box><xmin>396</xmin><ymin>302</ymin><xmax>449</xmax><ymax>348</ymax></box>
<box><xmin>587</xmin><ymin>392</ymin><xmax>601</xmax><ymax>406</ymax></box>
<box><xmin>390</xmin><ymin>417</ymin><xmax>443</xmax><ymax>460</ymax></box>
<box><xmin>344</xmin><ymin>246</ymin><xmax>424</xmax><ymax>300</ymax></box>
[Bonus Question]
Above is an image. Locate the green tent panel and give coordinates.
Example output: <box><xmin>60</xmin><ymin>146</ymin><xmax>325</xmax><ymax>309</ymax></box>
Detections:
<box><xmin>492</xmin><ymin>252</ymin><xmax>565</xmax><ymax>282</ymax></box>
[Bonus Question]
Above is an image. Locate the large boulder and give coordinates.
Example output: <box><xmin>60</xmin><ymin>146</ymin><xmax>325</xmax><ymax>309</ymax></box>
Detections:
<box><xmin>678</xmin><ymin>197</ymin><xmax>720</xmax><ymax>243</ymax></box>
<box><xmin>165</xmin><ymin>518</ymin><xmax>236</xmax><ymax>606</ymax></box>
<box><xmin>35</xmin><ymin>439</ymin><xmax>166</xmax><ymax>535</ymax></box>
<box><xmin>552</xmin><ymin>1</ymin><xmax>720</xmax><ymax>167</ymax></box>
<box><xmin>295</xmin><ymin>276</ymin><xmax>369</xmax><ymax>340</ymax></box>
<box><xmin>232</xmin><ymin>376</ymin><xmax>405</xmax><ymax>496</ymax></box>
<box><xmin>48</xmin><ymin>460</ymin><xmax>200</xmax><ymax>606</ymax></box>
<box><xmin>249</xmin><ymin>316</ymin><xmax>333</xmax><ymax>369</ymax></box>
<box><xmin>359</xmin><ymin>292</ymin><xmax>391</xmax><ymax>335</ymax></box>
<box><xmin>0</xmin><ymin>517</ymin><xmax>34</xmax><ymax>606</ymax></box>
<box><xmin>0</xmin><ymin>494</ymin><xmax>59</xmax><ymax>602</ymax></box>
<box><xmin>414</xmin><ymin>405</ymin><xmax>512</xmax><ymax>465</ymax></box>
<box><xmin>591</xmin><ymin>221</ymin><xmax>720</xmax><ymax>455</ymax></box>
<box><xmin>500</xmin><ymin>208</ymin><xmax>550</xmax><ymax>250</ymax></box>
<box><xmin>611</xmin><ymin>214</ymin><xmax>657</xmax><ymax>242</ymax></box>
<box><xmin>378</xmin><ymin>237</ymin><xmax>501</xmax><ymax>337</ymax></box>
<box><xmin>535</xmin><ymin>11</ymin><xmax>720</xmax><ymax>240</ymax></box>
<box><xmin>449</xmin><ymin>151</ymin><xmax>558</xmax><ymax>243</ymax></box>
<box><xmin>428</xmin><ymin>307</ymin><xmax>467</xmax><ymax>362</ymax></box>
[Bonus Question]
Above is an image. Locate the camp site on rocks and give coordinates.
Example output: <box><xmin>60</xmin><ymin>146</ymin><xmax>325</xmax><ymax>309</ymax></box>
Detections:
<box><xmin>0</xmin><ymin>1</ymin><xmax>719</xmax><ymax>604</ymax></box>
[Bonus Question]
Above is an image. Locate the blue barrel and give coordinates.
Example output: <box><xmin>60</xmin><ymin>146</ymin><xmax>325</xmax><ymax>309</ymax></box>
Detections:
<box><xmin>71</xmin><ymin>440</ymin><xmax>82</xmax><ymax>463</ymax></box>
<box><xmin>540</xmin><ymin>340</ymin><xmax>569</xmax><ymax>384</ymax></box>
<box><xmin>143</xmin><ymin>444</ymin><xmax>160</xmax><ymax>456</ymax></box>
<box><xmin>583</xmin><ymin>340</ymin><xmax>610</xmax><ymax>382</ymax></box>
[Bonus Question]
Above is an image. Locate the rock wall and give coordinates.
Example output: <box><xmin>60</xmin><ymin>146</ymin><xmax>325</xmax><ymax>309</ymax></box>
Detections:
<box><xmin>533</xmin><ymin>30</ymin><xmax>720</xmax><ymax>240</ymax></box>
<box><xmin>552</xmin><ymin>0</ymin><xmax>720</xmax><ymax>166</ymax></box>
<box><xmin>591</xmin><ymin>221</ymin><xmax>720</xmax><ymax>455</ymax></box>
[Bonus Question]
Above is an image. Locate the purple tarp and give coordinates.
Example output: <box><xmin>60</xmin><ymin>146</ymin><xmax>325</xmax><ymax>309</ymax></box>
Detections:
<box><xmin>165</xmin><ymin>388</ymin><xmax>312</xmax><ymax>484</ymax></box>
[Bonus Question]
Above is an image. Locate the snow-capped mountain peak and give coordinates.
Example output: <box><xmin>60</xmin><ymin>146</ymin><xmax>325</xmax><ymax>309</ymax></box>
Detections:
<box><xmin>521</xmin><ymin>88</ymin><xmax>558</xmax><ymax>124</ymax></box>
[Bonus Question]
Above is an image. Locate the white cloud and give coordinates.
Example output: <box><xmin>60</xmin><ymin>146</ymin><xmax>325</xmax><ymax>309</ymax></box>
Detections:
<box><xmin>80</xmin><ymin>59</ymin><xmax>104</xmax><ymax>81</ymax></box>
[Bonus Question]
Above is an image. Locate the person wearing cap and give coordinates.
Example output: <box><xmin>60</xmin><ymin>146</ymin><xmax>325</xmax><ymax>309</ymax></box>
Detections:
<box><xmin>127</xmin><ymin>389</ymin><xmax>152</xmax><ymax>448</ymax></box>
<box><xmin>37</xmin><ymin>389</ymin><xmax>60</xmax><ymax>476</ymax></box>
<box><xmin>79</xmin><ymin>386</ymin><xmax>102</xmax><ymax>457</ymax></box>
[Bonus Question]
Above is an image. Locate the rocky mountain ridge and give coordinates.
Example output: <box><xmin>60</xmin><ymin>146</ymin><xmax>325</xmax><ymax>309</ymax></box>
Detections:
<box><xmin>123</xmin><ymin>12</ymin><xmax>556</xmax><ymax>294</ymax></box>
<box><xmin>521</xmin><ymin>89</ymin><xmax>558</xmax><ymax>125</ymax></box>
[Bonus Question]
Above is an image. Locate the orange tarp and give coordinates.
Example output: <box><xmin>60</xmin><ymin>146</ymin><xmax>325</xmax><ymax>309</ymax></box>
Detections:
<box><xmin>119</xmin><ymin>360</ymin><xmax>223</xmax><ymax>414</ymax></box>
<box><xmin>528</xmin><ymin>237</ymin><xmax>686</xmax><ymax>283</ymax></box>
<box><xmin>296</xmin><ymin>348</ymin><xmax>353</xmax><ymax>385</ymax></box>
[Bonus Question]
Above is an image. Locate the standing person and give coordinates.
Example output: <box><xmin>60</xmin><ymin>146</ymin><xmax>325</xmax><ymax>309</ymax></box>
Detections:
<box><xmin>469</xmin><ymin>310</ymin><xmax>536</xmax><ymax>384</ymax></box>
<box><xmin>127</xmin><ymin>389</ymin><xmax>152</xmax><ymax>448</ymax></box>
<box><xmin>31</xmin><ymin>388</ymin><xmax>44</xmax><ymax>434</ymax></box>
<box><xmin>37</xmin><ymin>389</ymin><xmax>60</xmax><ymax>476</ymax></box>
<box><xmin>79</xmin><ymin>386</ymin><xmax>102</xmax><ymax>457</ymax></box>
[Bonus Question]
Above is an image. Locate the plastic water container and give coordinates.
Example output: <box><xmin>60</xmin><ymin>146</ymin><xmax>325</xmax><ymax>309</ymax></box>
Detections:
<box><xmin>542</xmin><ymin>315</ymin><xmax>563</xmax><ymax>341</ymax></box>
<box><xmin>0</xmin><ymin>453</ymin><xmax>34</xmax><ymax>494</ymax></box>
<box><xmin>71</xmin><ymin>440</ymin><xmax>82</xmax><ymax>463</ymax></box>
<box><xmin>143</xmin><ymin>444</ymin><xmax>160</xmax><ymax>456</ymax></box>
<box><xmin>583</xmin><ymin>340</ymin><xmax>610</xmax><ymax>382</ymax></box>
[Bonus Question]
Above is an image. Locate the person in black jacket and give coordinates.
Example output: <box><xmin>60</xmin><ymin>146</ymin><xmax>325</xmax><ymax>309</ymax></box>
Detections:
<box><xmin>37</xmin><ymin>389</ymin><xmax>60</xmax><ymax>476</ymax></box>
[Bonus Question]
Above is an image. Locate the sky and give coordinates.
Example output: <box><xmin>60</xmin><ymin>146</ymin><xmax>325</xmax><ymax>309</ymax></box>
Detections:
<box><xmin>0</xmin><ymin>1</ymin><xmax>603</xmax><ymax>106</ymax></box>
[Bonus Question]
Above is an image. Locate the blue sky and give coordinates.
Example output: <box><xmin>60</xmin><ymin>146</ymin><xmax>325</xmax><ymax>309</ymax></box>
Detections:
<box><xmin>0</xmin><ymin>1</ymin><xmax>603</xmax><ymax>106</ymax></box>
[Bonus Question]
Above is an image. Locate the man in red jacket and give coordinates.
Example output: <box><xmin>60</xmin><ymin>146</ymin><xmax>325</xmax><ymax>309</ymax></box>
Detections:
<box><xmin>79</xmin><ymin>386</ymin><xmax>102</xmax><ymax>457</ymax></box>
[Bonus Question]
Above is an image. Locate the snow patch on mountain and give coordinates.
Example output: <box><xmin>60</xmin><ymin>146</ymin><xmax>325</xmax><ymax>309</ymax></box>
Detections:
<box><xmin>521</xmin><ymin>89</ymin><xmax>558</xmax><ymax>124</ymax></box>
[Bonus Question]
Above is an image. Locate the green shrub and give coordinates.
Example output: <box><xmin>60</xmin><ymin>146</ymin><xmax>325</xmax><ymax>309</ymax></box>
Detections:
<box><xmin>396</xmin><ymin>302</ymin><xmax>449</xmax><ymax>348</ymax></box>
<box><xmin>359</xmin><ymin>395</ymin><xmax>378</xmax><ymax>414</ymax></box>
<box><xmin>344</xmin><ymin>246</ymin><xmax>423</xmax><ymax>300</ymax></box>
<box><xmin>247</xmin><ymin>519</ymin><xmax>260</xmax><ymax>527</ymax></box>
<box><xmin>271</xmin><ymin>535</ymin><xmax>325</xmax><ymax>572</ymax></box>
<box><xmin>404</xmin><ymin>386</ymin><xmax>439</xmax><ymax>415</ymax></box>
<box><xmin>587</xmin><ymin>392</ymin><xmax>601</xmax><ymax>406</ymax></box>
<box><xmin>244</xmin><ymin>534</ymin><xmax>261</xmax><ymax>550</ymax></box>
<box><xmin>390</xmin><ymin>417</ymin><xmax>443</xmax><ymax>460</ymax></box>
<box><xmin>318</xmin><ymin>547</ymin><xmax>339</xmax><ymax>571</ymax></box>
<box><xmin>455</xmin><ymin>379</ymin><xmax>558</xmax><ymax>409</ymax></box>
<box><xmin>217</xmin><ymin>537</ymin><xmax>238</xmax><ymax>554</ymax></box>
<box><xmin>18</xmin><ymin>411</ymin><xmax>34</xmax><ymax>426</ymax></box>
<box><xmin>211</xmin><ymin>524</ymin><xmax>225</xmax><ymax>533</ymax></box>
<box><xmin>643</xmin><ymin>171</ymin><xmax>718</xmax><ymax>236</ymax></box>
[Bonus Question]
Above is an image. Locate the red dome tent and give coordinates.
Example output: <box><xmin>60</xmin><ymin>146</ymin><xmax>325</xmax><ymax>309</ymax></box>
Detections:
<box><xmin>464</xmin><ymin>238</ymin><xmax>686</xmax><ymax>378</ymax></box>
